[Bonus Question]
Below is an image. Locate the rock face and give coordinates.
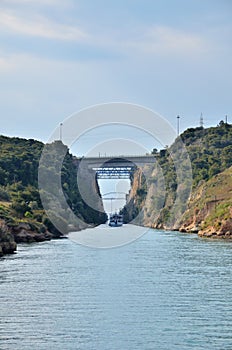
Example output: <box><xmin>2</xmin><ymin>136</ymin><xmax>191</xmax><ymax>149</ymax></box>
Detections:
<box><xmin>122</xmin><ymin>164</ymin><xmax>165</xmax><ymax>227</ymax></box>
<box><xmin>179</xmin><ymin>167</ymin><xmax>232</xmax><ymax>239</ymax></box>
<box><xmin>122</xmin><ymin>168</ymin><xmax>144</xmax><ymax>224</ymax></box>
<box><xmin>0</xmin><ymin>240</ymin><xmax>17</xmax><ymax>256</ymax></box>
<box><xmin>124</xmin><ymin>164</ymin><xmax>232</xmax><ymax>239</ymax></box>
<box><xmin>0</xmin><ymin>220</ymin><xmax>53</xmax><ymax>257</ymax></box>
<box><xmin>198</xmin><ymin>219</ymin><xmax>232</xmax><ymax>239</ymax></box>
<box><xmin>0</xmin><ymin>136</ymin><xmax>107</xmax><ymax>257</ymax></box>
<box><xmin>0</xmin><ymin>222</ymin><xmax>17</xmax><ymax>257</ymax></box>
<box><xmin>121</xmin><ymin>124</ymin><xmax>232</xmax><ymax>239</ymax></box>
<box><xmin>12</xmin><ymin>223</ymin><xmax>53</xmax><ymax>243</ymax></box>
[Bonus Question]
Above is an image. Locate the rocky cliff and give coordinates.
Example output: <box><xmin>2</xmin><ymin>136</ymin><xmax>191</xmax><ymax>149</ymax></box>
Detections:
<box><xmin>122</xmin><ymin>123</ymin><xmax>232</xmax><ymax>238</ymax></box>
<box><xmin>0</xmin><ymin>221</ymin><xmax>17</xmax><ymax>256</ymax></box>
<box><xmin>179</xmin><ymin>167</ymin><xmax>232</xmax><ymax>238</ymax></box>
<box><xmin>0</xmin><ymin>136</ymin><xmax>107</xmax><ymax>256</ymax></box>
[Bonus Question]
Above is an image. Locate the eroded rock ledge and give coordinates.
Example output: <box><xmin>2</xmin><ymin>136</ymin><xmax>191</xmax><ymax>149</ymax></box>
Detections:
<box><xmin>179</xmin><ymin>218</ymin><xmax>232</xmax><ymax>239</ymax></box>
<box><xmin>0</xmin><ymin>220</ymin><xmax>53</xmax><ymax>257</ymax></box>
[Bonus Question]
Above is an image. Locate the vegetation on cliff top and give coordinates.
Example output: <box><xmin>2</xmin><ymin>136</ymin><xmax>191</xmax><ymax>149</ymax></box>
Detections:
<box><xmin>181</xmin><ymin>121</ymin><xmax>232</xmax><ymax>187</ymax></box>
<box><xmin>0</xmin><ymin>135</ymin><xmax>107</xmax><ymax>254</ymax></box>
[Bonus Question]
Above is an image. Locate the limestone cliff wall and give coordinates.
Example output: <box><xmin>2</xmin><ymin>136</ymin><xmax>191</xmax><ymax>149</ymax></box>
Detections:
<box><xmin>179</xmin><ymin>167</ymin><xmax>232</xmax><ymax>238</ymax></box>
<box><xmin>124</xmin><ymin>165</ymin><xmax>232</xmax><ymax>239</ymax></box>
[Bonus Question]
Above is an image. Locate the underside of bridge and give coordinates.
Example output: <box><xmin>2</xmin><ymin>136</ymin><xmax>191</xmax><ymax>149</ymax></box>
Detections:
<box><xmin>94</xmin><ymin>166</ymin><xmax>133</xmax><ymax>179</ymax></box>
<box><xmin>81</xmin><ymin>155</ymin><xmax>155</xmax><ymax>180</ymax></box>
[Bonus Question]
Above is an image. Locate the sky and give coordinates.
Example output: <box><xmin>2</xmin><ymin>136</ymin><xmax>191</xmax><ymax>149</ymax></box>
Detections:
<box><xmin>1</xmin><ymin>0</ymin><xmax>231</xmax><ymax>213</ymax></box>
<box><xmin>0</xmin><ymin>0</ymin><xmax>231</xmax><ymax>148</ymax></box>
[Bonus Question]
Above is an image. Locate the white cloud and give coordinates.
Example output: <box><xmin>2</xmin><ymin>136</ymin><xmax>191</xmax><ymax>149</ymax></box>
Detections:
<box><xmin>0</xmin><ymin>11</ymin><xmax>88</xmax><ymax>42</ymax></box>
<box><xmin>0</xmin><ymin>0</ymin><xmax>68</xmax><ymax>6</ymax></box>
<box><xmin>0</xmin><ymin>57</ymin><xmax>11</xmax><ymax>72</ymax></box>
<box><xmin>74</xmin><ymin>24</ymin><xmax>209</xmax><ymax>61</ymax></box>
<box><xmin>125</xmin><ymin>25</ymin><xmax>208</xmax><ymax>56</ymax></box>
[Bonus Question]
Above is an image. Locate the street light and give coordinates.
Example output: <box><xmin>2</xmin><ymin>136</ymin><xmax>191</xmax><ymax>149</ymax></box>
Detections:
<box><xmin>177</xmin><ymin>115</ymin><xmax>180</xmax><ymax>136</ymax></box>
<box><xmin>60</xmin><ymin>123</ymin><xmax>63</xmax><ymax>142</ymax></box>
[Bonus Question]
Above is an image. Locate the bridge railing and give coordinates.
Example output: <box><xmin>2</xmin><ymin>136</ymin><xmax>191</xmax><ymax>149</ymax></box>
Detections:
<box><xmin>82</xmin><ymin>154</ymin><xmax>156</xmax><ymax>159</ymax></box>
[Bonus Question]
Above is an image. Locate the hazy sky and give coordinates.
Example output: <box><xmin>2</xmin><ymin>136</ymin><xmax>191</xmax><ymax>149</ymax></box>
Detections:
<box><xmin>0</xmin><ymin>0</ymin><xmax>231</xmax><ymax>146</ymax></box>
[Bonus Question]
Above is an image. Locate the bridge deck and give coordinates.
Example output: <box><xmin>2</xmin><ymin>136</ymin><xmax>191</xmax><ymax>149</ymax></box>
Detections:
<box><xmin>79</xmin><ymin>155</ymin><xmax>156</xmax><ymax>179</ymax></box>
<box><xmin>82</xmin><ymin>155</ymin><xmax>156</xmax><ymax>166</ymax></box>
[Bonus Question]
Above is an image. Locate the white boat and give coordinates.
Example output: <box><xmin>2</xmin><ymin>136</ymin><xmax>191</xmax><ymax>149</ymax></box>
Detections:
<box><xmin>109</xmin><ymin>213</ymin><xmax>123</xmax><ymax>227</ymax></box>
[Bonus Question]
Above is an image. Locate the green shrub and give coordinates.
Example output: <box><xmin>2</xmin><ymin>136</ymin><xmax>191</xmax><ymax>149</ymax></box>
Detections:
<box><xmin>0</xmin><ymin>187</ymin><xmax>10</xmax><ymax>201</ymax></box>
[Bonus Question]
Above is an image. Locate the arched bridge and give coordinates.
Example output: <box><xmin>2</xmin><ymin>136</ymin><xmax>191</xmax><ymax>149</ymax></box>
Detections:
<box><xmin>80</xmin><ymin>155</ymin><xmax>156</xmax><ymax>179</ymax></box>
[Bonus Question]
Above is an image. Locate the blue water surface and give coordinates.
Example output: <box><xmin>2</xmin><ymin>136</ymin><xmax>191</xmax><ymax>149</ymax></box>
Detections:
<box><xmin>1</xmin><ymin>227</ymin><xmax>232</xmax><ymax>350</ymax></box>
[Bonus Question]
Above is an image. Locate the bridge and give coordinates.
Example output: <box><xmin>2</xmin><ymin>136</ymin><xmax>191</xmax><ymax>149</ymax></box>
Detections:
<box><xmin>80</xmin><ymin>155</ymin><xmax>156</xmax><ymax>179</ymax></box>
<box><xmin>102</xmin><ymin>192</ymin><xmax>128</xmax><ymax>211</ymax></box>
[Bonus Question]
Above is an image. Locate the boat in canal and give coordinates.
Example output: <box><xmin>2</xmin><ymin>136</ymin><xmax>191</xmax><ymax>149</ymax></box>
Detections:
<box><xmin>108</xmin><ymin>213</ymin><xmax>123</xmax><ymax>227</ymax></box>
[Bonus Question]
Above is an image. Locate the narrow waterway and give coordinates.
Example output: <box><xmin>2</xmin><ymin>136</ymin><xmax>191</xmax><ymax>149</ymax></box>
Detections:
<box><xmin>1</xmin><ymin>226</ymin><xmax>232</xmax><ymax>350</ymax></box>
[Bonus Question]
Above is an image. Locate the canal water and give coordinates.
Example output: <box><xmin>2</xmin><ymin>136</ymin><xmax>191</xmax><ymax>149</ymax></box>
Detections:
<box><xmin>1</xmin><ymin>226</ymin><xmax>232</xmax><ymax>350</ymax></box>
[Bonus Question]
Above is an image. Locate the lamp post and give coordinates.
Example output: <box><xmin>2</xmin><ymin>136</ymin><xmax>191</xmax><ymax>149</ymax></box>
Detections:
<box><xmin>60</xmin><ymin>123</ymin><xmax>63</xmax><ymax>142</ymax></box>
<box><xmin>177</xmin><ymin>115</ymin><xmax>180</xmax><ymax>136</ymax></box>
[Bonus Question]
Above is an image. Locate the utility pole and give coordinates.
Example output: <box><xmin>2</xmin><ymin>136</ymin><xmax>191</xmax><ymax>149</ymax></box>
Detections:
<box><xmin>177</xmin><ymin>115</ymin><xmax>180</xmax><ymax>136</ymax></box>
<box><xmin>60</xmin><ymin>123</ymin><xmax>63</xmax><ymax>142</ymax></box>
<box><xmin>225</xmin><ymin>115</ymin><xmax>228</xmax><ymax>124</ymax></box>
